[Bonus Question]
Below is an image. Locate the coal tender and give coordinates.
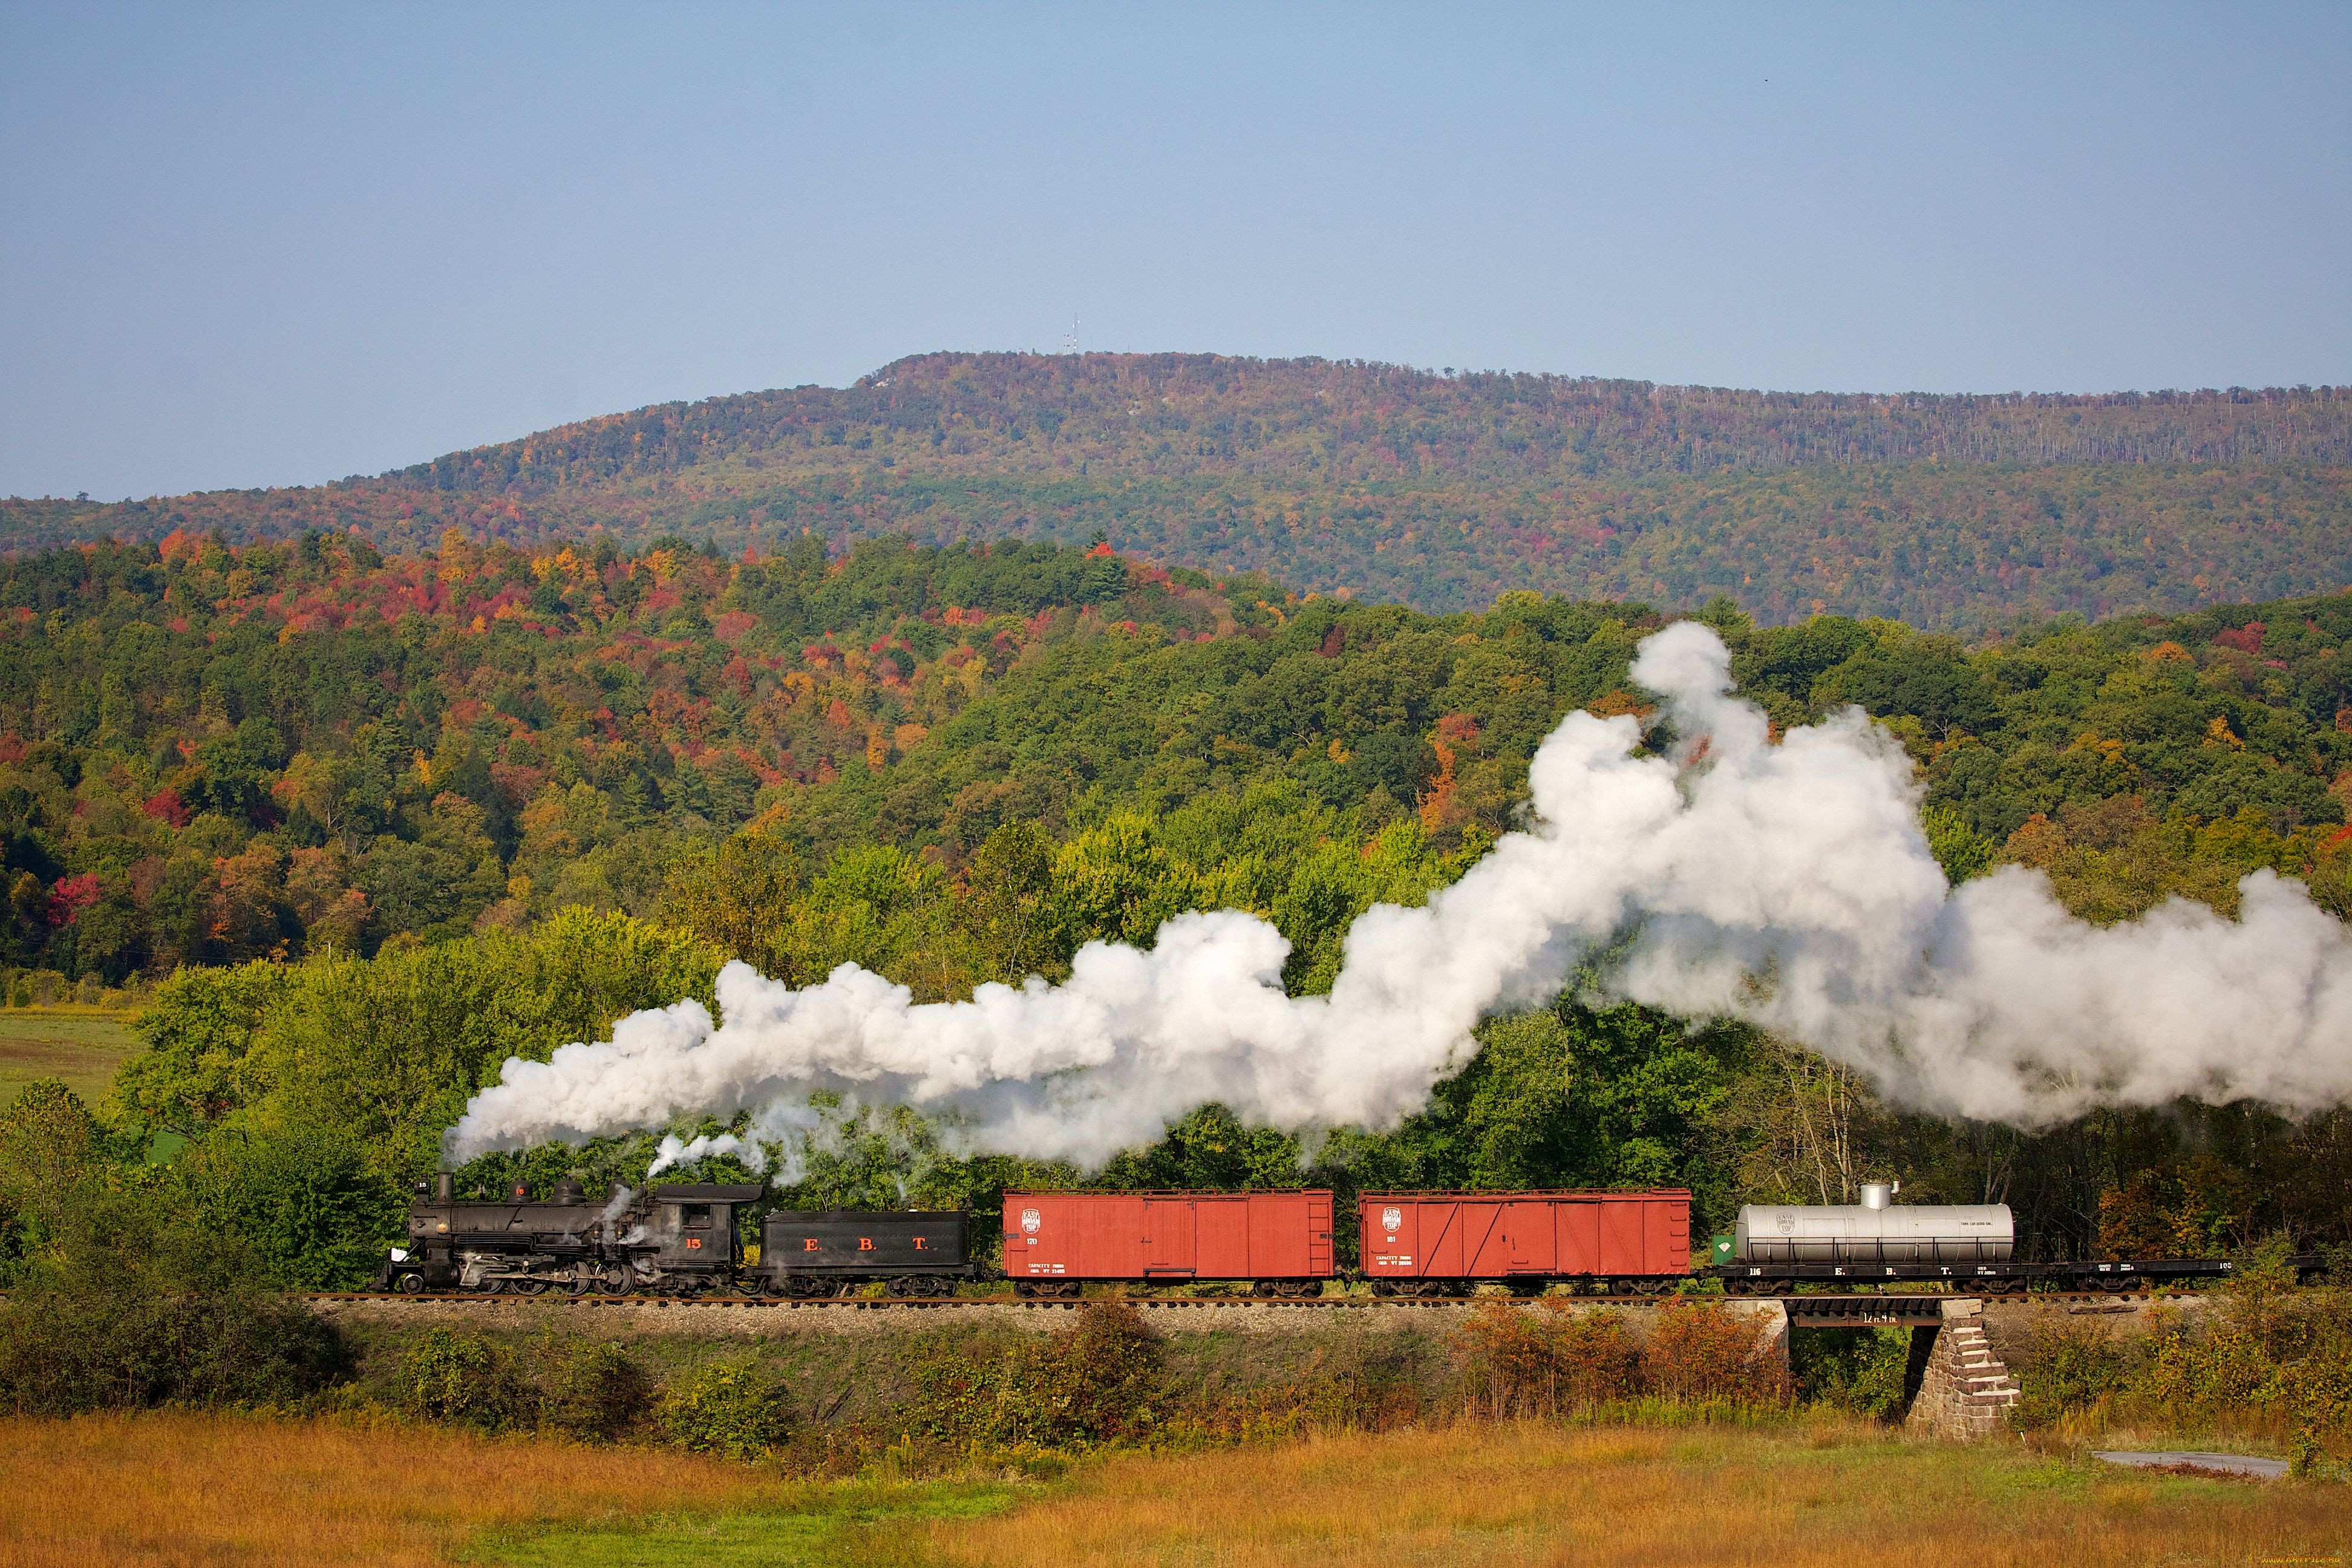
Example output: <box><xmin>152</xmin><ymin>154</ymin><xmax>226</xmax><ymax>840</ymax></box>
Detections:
<box><xmin>757</xmin><ymin>1209</ymin><xmax>973</xmax><ymax>1298</ymax></box>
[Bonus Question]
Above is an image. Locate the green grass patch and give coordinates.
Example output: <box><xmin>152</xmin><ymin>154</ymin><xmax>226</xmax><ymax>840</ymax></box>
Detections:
<box><xmin>468</xmin><ymin>1478</ymin><xmax>1019</xmax><ymax>1567</ymax></box>
<box><xmin>0</xmin><ymin>1010</ymin><xmax>137</xmax><ymax>1106</ymax></box>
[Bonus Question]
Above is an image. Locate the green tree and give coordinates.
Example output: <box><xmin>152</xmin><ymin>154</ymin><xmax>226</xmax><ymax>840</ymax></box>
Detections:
<box><xmin>659</xmin><ymin>830</ymin><xmax>803</xmax><ymax>969</ymax></box>
<box><xmin>111</xmin><ymin>961</ymin><xmax>293</xmax><ymax>1132</ymax></box>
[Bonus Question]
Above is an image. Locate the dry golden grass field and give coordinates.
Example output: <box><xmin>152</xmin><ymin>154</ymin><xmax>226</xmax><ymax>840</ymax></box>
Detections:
<box><xmin>0</xmin><ymin>1007</ymin><xmax>138</xmax><ymax>1106</ymax></box>
<box><xmin>0</xmin><ymin>1413</ymin><xmax>799</xmax><ymax>1567</ymax></box>
<box><xmin>924</xmin><ymin>1422</ymin><xmax>2348</xmax><ymax>1568</ymax></box>
<box><xmin>1</xmin><ymin>1413</ymin><xmax>2341</xmax><ymax>1567</ymax></box>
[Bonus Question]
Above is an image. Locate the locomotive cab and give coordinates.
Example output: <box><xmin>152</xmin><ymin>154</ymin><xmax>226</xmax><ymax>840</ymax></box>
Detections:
<box><xmin>624</xmin><ymin>1183</ymin><xmax>766</xmax><ymax>1292</ymax></box>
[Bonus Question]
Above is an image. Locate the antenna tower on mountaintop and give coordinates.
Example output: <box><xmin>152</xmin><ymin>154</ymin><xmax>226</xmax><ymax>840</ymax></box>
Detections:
<box><xmin>1063</xmin><ymin>315</ymin><xmax>1080</xmax><ymax>356</ymax></box>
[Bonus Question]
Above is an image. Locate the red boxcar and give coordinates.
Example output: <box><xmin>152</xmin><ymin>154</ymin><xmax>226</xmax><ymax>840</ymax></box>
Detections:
<box><xmin>1359</xmin><ymin>1190</ymin><xmax>1691</xmax><ymax>1293</ymax></box>
<box><xmin>1002</xmin><ymin>1191</ymin><xmax>1334</xmax><ymax>1296</ymax></box>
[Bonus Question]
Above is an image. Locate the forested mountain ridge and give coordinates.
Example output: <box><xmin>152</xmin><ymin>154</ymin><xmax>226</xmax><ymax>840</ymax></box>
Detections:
<box><xmin>381</xmin><ymin>356</ymin><xmax>2352</xmax><ymax>484</ymax></box>
<box><xmin>8</xmin><ymin>354</ymin><xmax>2351</xmax><ymax>630</ymax></box>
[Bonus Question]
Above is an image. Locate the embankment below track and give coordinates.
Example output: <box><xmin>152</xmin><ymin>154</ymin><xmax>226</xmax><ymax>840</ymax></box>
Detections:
<box><xmin>305</xmin><ymin>1290</ymin><xmax>2224</xmax><ymax>1429</ymax></box>
<box><xmin>310</xmin><ymin>1293</ymin><xmax>1796</xmax><ymax>1433</ymax></box>
<box><xmin>1976</xmin><ymin>1293</ymin><xmax>2216</xmax><ymax>1361</ymax></box>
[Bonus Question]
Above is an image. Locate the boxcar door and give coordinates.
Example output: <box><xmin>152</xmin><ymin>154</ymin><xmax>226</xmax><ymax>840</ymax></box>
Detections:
<box><xmin>1143</xmin><ymin>1198</ymin><xmax>1197</xmax><ymax>1276</ymax></box>
<box><xmin>1504</xmin><ymin>1201</ymin><xmax>1555</xmax><ymax>1273</ymax></box>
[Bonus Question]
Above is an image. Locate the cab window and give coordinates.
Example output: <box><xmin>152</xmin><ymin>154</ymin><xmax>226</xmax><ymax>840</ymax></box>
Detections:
<box><xmin>682</xmin><ymin>1204</ymin><xmax>712</xmax><ymax>1229</ymax></box>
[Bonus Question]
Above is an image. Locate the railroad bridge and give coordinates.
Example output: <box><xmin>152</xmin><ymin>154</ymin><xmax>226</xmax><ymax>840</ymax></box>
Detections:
<box><xmin>1778</xmin><ymin>1295</ymin><xmax>2023</xmax><ymax>1437</ymax></box>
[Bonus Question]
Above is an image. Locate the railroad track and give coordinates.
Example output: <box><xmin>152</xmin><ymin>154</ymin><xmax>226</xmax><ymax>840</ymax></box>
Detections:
<box><xmin>304</xmin><ymin>1292</ymin><xmax>1543</xmax><ymax>1307</ymax></box>
<box><xmin>299</xmin><ymin>1287</ymin><xmax>2192</xmax><ymax>1309</ymax></box>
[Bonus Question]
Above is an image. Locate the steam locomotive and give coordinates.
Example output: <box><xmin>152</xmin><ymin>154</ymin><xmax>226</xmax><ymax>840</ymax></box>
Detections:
<box><xmin>376</xmin><ymin>1176</ymin><xmax>2326</xmax><ymax>1298</ymax></box>
<box><xmin>380</xmin><ymin>1174</ymin><xmax>973</xmax><ymax>1298</ymax></box>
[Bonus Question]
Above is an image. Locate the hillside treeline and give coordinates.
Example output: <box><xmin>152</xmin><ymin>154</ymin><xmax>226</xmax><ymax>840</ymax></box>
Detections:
<box><xmin>7</xmin><ymin>354</ymin><xmax>2351</xmax><ymax>629</ymax></box>
<box><xmin>0</xmin><ymin>530</ymin><xmax>2348</xmax><ymax>1285</ymax></box>
<box><xmin>8</xmin><ymin>529</ymin><xmax>2352</xmax><ymax>982</ymax></box>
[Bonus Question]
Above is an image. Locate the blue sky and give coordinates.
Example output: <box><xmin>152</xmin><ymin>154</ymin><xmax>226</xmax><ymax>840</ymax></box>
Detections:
<box><xmin>3</xmin><ymin>2</ymin><xmax>2347</xmax><ymax>499</ymax></box>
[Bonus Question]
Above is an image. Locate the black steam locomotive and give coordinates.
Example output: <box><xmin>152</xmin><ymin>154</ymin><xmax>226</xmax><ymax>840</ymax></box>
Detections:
<box><xmin>379</xmin><ymin>1174</ymin><xmax>970</xmax><ymax>1299</ymax></box>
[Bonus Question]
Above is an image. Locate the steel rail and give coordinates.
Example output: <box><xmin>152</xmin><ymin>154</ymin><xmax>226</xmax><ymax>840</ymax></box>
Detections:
<box><xmin>298</xmin><ymin>1285</ymin><xmax>2215</xmax><ymax>1308</ymax></box>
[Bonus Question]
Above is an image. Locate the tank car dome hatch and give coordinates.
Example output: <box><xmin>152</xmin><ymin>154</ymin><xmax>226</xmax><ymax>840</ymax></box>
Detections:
<box><xmin>1734</xmin><ymin>1192</ymin><xmax>2013</xmax><ymax>1265</ymax></box>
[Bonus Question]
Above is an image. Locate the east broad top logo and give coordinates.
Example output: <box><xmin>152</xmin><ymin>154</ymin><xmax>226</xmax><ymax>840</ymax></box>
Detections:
<box><xmin>1021</xmin><ymin>1207</ymin><xmax>1042</xmax><ymax>1234</ymax></box>
<box><xmin>1381</xmin><ymin>1206</ymin><xmax>1402</xmax><ymax>1233</ymax></box>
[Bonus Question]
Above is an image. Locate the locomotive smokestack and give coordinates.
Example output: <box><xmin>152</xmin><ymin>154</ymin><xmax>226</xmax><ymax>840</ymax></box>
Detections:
<box><xmin>434</xmin><ymin>1173</ymin><xmax>454</xmax><ymax>1203</ymax></box>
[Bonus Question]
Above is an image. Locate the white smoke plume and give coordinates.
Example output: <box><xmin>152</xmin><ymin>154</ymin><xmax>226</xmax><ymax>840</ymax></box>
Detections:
<box><xmin>448</xmin><ymin>622</ymin><xmax>2352</xmax><ymax>1168</ymax></box>
<box><xmin>645</xmin><ymin>1132</ymin><xmax>761</xmax><ymax>1177</ymax></box>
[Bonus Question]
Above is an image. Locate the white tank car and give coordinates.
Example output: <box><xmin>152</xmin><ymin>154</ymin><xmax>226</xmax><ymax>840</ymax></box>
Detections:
<box><xmin>1734</xmin><ymin>1182</ymin><xmax>2013</xmax><ymax>1264</ymax></box>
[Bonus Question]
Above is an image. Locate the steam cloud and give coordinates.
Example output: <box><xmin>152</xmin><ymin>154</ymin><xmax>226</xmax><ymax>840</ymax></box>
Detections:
<box><xmin>448</xmin><ymin>622</ymin><xmax>2352</xmax><ymax>1169</ymax></box>
<box><xmin>645</xmin><ymin>1132</ymin><xmax>759</xmax><ymax>1177</ymax></box>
